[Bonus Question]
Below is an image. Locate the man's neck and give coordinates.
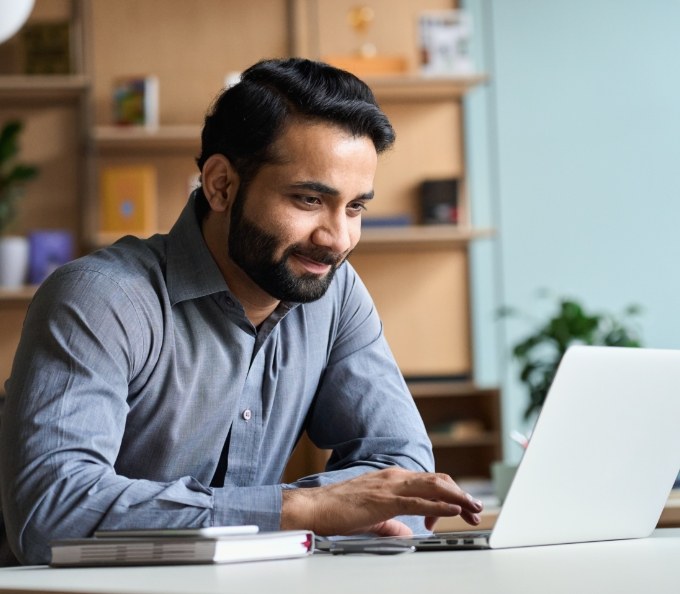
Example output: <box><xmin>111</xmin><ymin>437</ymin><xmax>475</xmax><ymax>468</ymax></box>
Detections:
<box><xmin>201</xmin><ymin>216</ymin><xmax>280</xmax><ymax>327</ymax></box>
<box><xmin>220</xmin><ymin>258</ymin><xmax>281</xmax><ymax>327</ymax></box>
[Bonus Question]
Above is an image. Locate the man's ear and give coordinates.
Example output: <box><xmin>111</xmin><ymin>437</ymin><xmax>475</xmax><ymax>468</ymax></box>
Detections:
<box><xmin>201</xmin><ymin>154</ymin><xmax>240</xmax><ymax>212</ymax></box>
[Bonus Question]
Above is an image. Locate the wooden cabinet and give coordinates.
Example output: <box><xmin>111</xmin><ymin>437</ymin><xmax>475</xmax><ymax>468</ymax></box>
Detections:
<box><xmin>0</xmin><ymin>0</ymin><xmax>501</xmax><ymax>480</ymax></box>
<box><xmin>410</xmin><ymin>382</ymin><xmax>501</xmax><ymax>479</ymax></box>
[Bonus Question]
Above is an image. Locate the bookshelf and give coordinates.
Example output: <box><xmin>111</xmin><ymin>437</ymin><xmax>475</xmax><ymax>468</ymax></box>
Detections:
<box><xmin>0</xmin><ymin>0</ymin><xmax>89</xmax><ymax>390</ymax></box>
<box><xmin>0</xmin><ymin>0</ymin><xmax>501</xmax><ymax>482</ymax></box>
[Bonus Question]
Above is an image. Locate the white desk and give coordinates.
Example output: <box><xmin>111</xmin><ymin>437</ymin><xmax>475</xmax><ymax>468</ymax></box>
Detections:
<box><xmin>1</xmin><ymin>529</ymin><xmax>679</xmax><ymax>594</ymax></box>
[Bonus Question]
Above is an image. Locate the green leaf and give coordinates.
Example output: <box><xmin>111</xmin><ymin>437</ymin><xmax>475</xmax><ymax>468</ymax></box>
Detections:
<box><xmin>503</xmin><ymin>293</ymin><xmax>644</xmax><ymax>421</ymax></box>
<box><xmin>0</xmin><ymin>119</ymin><xmax>39</xmax><ymax>233</ymax></box>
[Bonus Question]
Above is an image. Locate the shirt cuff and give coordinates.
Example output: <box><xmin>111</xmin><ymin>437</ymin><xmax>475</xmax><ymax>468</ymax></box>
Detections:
<box><xmin>212</xmin><ymin>484</ymin><xmax>283</xmax><ymax>531</ymax></box>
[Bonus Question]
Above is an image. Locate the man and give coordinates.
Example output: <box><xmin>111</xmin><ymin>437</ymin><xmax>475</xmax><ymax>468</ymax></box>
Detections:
<box><xmin>0</xmin><ymin>58</ymin><xmax>482</xmax><ymax>565</ymax></box>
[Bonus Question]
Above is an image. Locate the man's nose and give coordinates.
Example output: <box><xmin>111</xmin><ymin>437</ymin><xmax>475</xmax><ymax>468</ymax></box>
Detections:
<box><xmin>311</xmin><ymin>211</ymin><xmax>352</xmax><ymax>254</ymax></box>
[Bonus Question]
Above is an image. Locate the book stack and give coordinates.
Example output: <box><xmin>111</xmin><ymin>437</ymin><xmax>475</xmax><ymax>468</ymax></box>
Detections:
<box><xmin>50</xmin><ymin>527</ymin><xmax>314</xmax><ymax>567</ymax></box>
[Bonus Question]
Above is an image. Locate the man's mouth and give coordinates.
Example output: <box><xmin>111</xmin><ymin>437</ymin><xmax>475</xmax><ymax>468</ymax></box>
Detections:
<box><xmin>291</xmin><ymin>253</ymin><xmax>334</xmax><ymax>275</ymax></box>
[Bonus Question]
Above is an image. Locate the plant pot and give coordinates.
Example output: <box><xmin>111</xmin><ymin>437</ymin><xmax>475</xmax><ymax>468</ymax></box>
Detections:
<box><xmin>0</xmin><ymin>235</ymin><xmax>29</xmax><ymax>288</ymax></box>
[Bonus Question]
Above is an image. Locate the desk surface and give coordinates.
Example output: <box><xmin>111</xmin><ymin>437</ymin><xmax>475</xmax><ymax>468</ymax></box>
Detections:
<box><xmin>1</xmin><ymin>529</ymin><xmax>680</xmax><ymax>594</ymax></box>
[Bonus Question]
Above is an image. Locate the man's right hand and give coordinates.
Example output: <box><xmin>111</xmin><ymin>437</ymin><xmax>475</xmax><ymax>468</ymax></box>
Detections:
<box><xmin>280</xmin><ymin>467</ymin><xmax>483</xmax><ymax>536</ymax></box>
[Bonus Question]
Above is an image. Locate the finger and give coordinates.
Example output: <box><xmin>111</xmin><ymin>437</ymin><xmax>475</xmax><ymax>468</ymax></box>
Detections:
<box><xmin>424</xmin><ymin>516</ymin><xmax>439</xmax><ymax>531</ymax></box>
<box><xmin>459</xmin><ymin>509</ymin><xmax>482</xmax><ymax>526</ymax></box>
<box><xmin>396</xmin><ymin>474</ymin><xmax>484</xmax><ymax>512</ymax></box>
<box><xmin>394</xmin><ymin>495</ymin><xmax>463</xmax><ymax>519</ymax></box>
<box><xmin>369</xmin><ymin>519</ymin><xmax>413</xmax><ymax>537</ymax></box>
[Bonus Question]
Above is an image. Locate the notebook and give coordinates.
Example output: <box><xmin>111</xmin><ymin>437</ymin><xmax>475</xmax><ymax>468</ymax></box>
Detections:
<box><xmin>50</xmin><ymin>529</ymin><xmax>314</xmax><ymax>567</ymax></box>
<box><xmin>318</xmin><ymin>345</ymin><xmax>680</xmax><ymax>552</ymax></box>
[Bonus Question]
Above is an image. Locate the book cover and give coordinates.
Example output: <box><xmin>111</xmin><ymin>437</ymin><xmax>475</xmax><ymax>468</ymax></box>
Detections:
<box><xmin>112</xmin><ymin>75</ymin><xmax>159</xmax><ymax>128</ymax></box>
<box><xmin>21</xmin><ymin>21</ymin><xmax>72</xmax><ymax>75</ymax></box>
<box><xmin>99</xmin><ymin>165</ymin><xmax>157</xmax><ymax>236</ymax></box>
<box><xmin>419</xmin><ymin>10</ymin><xmax>474</xmax><ymax>75</ymax></box>
<box><xmin>49</xmin><ymin>530</ymin><xmax>314</xmax><ymax>567</ymax></box>
<box><xmin>27</xmin><ymin>229</ymin><xmax>75</xmax><ymax>284</ymax></box>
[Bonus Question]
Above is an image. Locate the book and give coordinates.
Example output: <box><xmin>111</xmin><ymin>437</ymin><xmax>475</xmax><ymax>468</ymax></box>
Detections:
<box><xmin>361</xmin><ymin>214</ymin><xmax>413</xmax><ymax>228</ymax></box>
<box><xmin>419</xmin><ymin>10</ymin><xmax>474</xmax><ymax>75</ymax></box>
<box><xmin>27</xmin><ymin>229</ymin><xmax>75</xmax><ymax>284</ymax></box>
<box><xmin>112</xmin><ymin>75</ymin><xmax>159</xmax><ymax>128</ymax></box>
<box><xmin>93</xmin><ymin>525</ymin><xmax>259</xmax><ymax>539</ymax></box>
<box><xmin>49</xmin><ymin>530</ymin><xmax>314</xmax><ymax>567</ymax></box>
<box><xmin>99</xmin><ymin>165</ymin><xmax>157</xmax><ymax>236</ymax></box>
<box><xmin>21</xmin><ymin>21</ymin><xmax>72</xmax><ymax>75</ymax></box>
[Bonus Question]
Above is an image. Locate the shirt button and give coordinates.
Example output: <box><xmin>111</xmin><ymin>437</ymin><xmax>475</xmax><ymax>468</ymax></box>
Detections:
<box><xmin>242</xmin><ymin>409</ymin><xmax>252</xmax><ymax>421</ymax></box>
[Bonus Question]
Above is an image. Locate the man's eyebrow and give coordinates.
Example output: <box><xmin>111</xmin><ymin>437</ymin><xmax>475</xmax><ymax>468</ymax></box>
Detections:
<box><xmin>289</xmin><ymin>181</ymin><xmax>374</xmax><ymax>202</ymax></box>
<box><xmin>289</xmin><ymin>181</ymin><xmax>340</xmax><ymax>196</ymax></box>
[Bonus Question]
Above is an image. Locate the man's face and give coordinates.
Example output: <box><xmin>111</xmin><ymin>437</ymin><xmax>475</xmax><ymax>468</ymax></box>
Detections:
<box><xmin>227</xmin><ymin>121</ymin><xmax>377</xmax><ymax>303</ymax></box>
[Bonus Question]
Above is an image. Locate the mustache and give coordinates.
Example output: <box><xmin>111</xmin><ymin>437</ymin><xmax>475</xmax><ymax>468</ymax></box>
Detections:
<box><xmin>285</xmin><ymin>244</ymin><xmax>350</xmax><ymax>267</ymax></box>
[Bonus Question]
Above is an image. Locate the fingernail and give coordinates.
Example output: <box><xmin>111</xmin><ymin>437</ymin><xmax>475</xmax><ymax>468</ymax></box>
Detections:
<box><xmin>467</xmin><ymin>494</ymin><xmax>483</xmax><ymax>510</ymax></box>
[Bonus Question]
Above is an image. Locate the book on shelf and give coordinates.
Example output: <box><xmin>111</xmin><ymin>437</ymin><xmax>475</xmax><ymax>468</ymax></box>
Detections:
<box><xmin>27</xmin><ymin>229</ymin><xmax>75</xmax><ymax>284</ymax></box>
<box><xmin>112</xmin><ymin>75</ymin><xmax>159</xmax><ymax>128</ymax></box>
<box><xmin>99</xmin><ymin>165</ymin><xmax>157</xmax><ymax>236</ymax></box>
<box><xmin>21</xmin><ymin>21</ymin><xmax>72</xmax><ymax>75</ymax></box>
<box><xmin>361</xmin><ymin>214</ymin><xmax>413</xmax><ymax>228</ymax></box>
<box><xmin>419</xmin><ymin>9</ymin><xmax>475</xmax><ymax>75</ymax></box>
<box><xmin>50</xmin><ymin>529</ymin><xmax>314</xmax><ymax>567</ymax></box>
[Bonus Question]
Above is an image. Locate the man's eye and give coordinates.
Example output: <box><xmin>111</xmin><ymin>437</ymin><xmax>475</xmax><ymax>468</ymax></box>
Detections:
<box><xmin>348</xmin><ymin>202</ymin><xmax>368</xmax><ymax>215</ymax></box>
<box><xmin>297</xmin><ymin>195</ymin><xmax>321</xmax><ymax>206</ymax></box>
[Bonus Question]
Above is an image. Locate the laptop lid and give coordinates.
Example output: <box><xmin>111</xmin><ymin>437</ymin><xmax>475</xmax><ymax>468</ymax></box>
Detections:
<box><xmin>489</xmin><ymin>345</ymin><xmax>680</xmax><ymax>548</ymax></box>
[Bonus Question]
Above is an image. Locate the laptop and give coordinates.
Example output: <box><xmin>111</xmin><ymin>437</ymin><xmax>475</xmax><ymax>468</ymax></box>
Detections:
<box><xmin>318</xmin><ymin>345</ymin><xmax>680</xmax><ymax>552</ymax></box>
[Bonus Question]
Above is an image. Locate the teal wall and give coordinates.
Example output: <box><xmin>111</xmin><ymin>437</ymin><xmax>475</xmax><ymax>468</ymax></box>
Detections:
<box><xmin>464</xmin><ymin>0</ymin><xmax>680</xmax><ymax>461</ymax></box>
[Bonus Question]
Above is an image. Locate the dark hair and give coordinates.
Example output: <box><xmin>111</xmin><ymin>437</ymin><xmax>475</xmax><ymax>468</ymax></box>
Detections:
<box><xmin>194</xmin><ymin>57</ymin><xmax>395</xmax><ymax>218</ymax></box>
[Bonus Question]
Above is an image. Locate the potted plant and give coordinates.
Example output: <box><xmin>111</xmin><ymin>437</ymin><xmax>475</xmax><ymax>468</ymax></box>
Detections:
<box><xmin>0</xmin><ymin>120</ymin><xmax>39</xmax><ymax>287</ymax></box>
<box><xmin>500</xmin><ymin>292</ymin><xmax>643</xmax><ymax>421</ymax></box>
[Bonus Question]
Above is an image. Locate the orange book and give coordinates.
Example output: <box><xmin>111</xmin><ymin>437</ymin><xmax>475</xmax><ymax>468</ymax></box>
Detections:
<box><xmin>99</xmin><ymin>165</ymin><xmax>157</xmax><ymax>235</ymax></box>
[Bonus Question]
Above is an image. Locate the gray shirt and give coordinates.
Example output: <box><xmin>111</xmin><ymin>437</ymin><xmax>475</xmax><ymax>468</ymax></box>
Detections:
<box><xmin>0</xmin><ymin>196</ymin><xmax>433</xmax><ymax>565</ymax></box>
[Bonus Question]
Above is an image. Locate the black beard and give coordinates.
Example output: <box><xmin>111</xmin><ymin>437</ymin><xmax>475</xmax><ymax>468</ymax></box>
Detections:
<box><xmin>228</xmin><ymin>193</ymin><xmax>348</xmax><ymax>303</ymax></box>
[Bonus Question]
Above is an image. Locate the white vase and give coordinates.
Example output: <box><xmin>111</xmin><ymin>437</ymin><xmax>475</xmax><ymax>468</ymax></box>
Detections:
<box><xmin>0</xmin><ymin>235</ymin><xmax>30</xmax><ymax>288</ymax></box>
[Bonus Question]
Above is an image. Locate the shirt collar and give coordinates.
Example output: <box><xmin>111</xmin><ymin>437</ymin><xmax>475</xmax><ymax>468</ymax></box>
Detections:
<box><xmin>166</xmin><ymin>192</ymin><xmax>301</xmax><ymax>320</ymax></box>
<box><xmin>166</xmin><ymin>192</ymin><xmax>229</xmax><ymax>306</ymax></box>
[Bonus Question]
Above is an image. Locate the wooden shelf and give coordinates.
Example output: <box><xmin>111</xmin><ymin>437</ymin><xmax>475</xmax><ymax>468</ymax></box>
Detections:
<box><xmin>0</xmin><ymin>75</ymin><xmax>89</xmax><ymax>102</ymax></box>
<box><xmin>409</xmin><ymin>381</ymin><xmax>498</xmax><ymax>399</ymax></box>
<box><xmin>357</xmin><ymin>225</ymin><xmax>494</xmax><ymax>251</ymax></box>
<box><xmin>92</xmin><ymin>125</ymin><xmax>202</xmax><ymax>152</ymax></box>
<box><xmin>91</xmin><ymin>225</ymin><xmax>493</xmax><ymax>251</ymax></box>
<box><xmin>0</xmin><ymin>286</ymin><xmax>38</xmax><ymax>302</ymax></box>
<box><xmin>429</xmin><ymin>432</ymin><xmax>500</xmax><ymax>448</ymax></box>
<box><xmin>408</xmin><ymin>381</ymin><xmax>502</xmax><ymax>479</ymax></box>
<box><xmin>89</xmin><ymin>73</ymin><xmax>487</xmax><ymax>150</ymax></box>
<box><xmin>364</xmin><ymin>73</ymin><xmax>487</xmax><ymax>102</ymax></box>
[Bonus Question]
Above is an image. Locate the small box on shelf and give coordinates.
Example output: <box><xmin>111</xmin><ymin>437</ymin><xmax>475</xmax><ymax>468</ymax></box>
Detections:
<box><xmin>112</xmin><ymin>75</ymin><xmax>159</xmax><ymax>129</ymax></box>
<box><xmin>420</xmin><ymin>178</ymin><xmax>458</xmax><ymax>225</ymax></box>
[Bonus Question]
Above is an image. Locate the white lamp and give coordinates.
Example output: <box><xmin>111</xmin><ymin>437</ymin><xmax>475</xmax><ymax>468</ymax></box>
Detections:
<box><xmin>0</xmin><ymin>0</ymin><xmax>35</xmax><ymax>44</ymax></box>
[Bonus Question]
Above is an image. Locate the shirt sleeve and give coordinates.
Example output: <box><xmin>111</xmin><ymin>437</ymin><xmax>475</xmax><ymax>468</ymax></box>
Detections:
<box><xmin>0</xmin><ymin>268</ymin><xmax>283</xmax><ymax>565</ymax></box>
<box><xmin>286</xmin><ymin>266</ymin><xmax>435</xmax><ymax>532</ymax></box>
